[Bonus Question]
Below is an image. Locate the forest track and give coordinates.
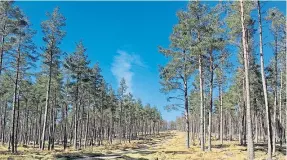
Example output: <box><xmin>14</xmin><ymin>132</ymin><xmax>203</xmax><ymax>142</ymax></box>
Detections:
<box><xmin>75</xmin><ymin>132</ymin><xmax>175</xmax><ymax>160</ymax></box>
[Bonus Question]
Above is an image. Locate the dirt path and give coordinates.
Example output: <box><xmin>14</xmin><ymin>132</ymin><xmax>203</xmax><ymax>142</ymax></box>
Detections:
<box><xmin>73</xmin><ymin>132</ymin><xmax>176</xmax><ymax>160</ymax></box>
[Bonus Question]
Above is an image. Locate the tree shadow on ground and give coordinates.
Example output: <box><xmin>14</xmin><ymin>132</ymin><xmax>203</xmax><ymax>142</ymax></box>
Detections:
<box><xmin>0</xmin><ymin>150</ymin><xmax>28</xmax><ymax>155</ymax></box>
<box><xmin>163</xmin><ymin>150</ymin><xmax>193</xmax><ymax>154</ymax></box>
<box><xmin>121</xmin><ymin>155</ymin><xmax>149</xmax><ymax>160</ymax></box>
<box><xmin>54</xmin><ymin>152</ymin><xmax>104</xmax><ymax>159</ymax></box>
<box><xmin>255</xmin><ymin>143</ymin><xmax>287</xmax><ymax>155</ymax></box>
<box><xmin>235</xmin><ymin>142</ymin><xmax>287</xmax><ymax>155</ymax></box>
<box><xmin>211</xmin><ymin>144</ymin><xmax>231</xmax><ymax>149</ymax></box>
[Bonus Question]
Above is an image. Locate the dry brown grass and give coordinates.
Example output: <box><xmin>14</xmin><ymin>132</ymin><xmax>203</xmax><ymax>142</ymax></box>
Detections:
<box><xmin>0</xmin><ymin>132</ymin><xmax>285</xmax><ymax>160</ymax></box>
<box><xmin>123</xmin><ymin>131</ymin><xmax>285</xmax><ymax>160</ymax></box>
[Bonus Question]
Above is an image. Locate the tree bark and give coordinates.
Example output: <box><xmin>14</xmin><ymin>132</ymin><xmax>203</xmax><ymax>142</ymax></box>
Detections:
<box><xmin>240</xmin><ymin>1</ymin><xmax>254</xmax><ymax>159</ymax></box>
<box><xmin>183</xmin><ymin>54</ymin><xmax>190</xmax><ymax>148</ymax></box>
<box><xmin>257</xmin><ymin>1</ymin><xmax>273</xmax><ymax>158</ymax></box>
<box><xmin>272</xmin><ymin>30</ymin><xmax>278</xmax><ymax>155</ymax></box>
<box><xmin>0</xmin><ymin>24</ymin><xmax>6</xmax><ymax>76</ymax></box>
<box><xmin>15</xmin><ymin>92</ymin><xmax>20</xmax><ymax>152</ymax></box>
<box><xmin>74</xmin><ymin>74</ymin><xmax>79</xmax><ymax>149</ymax></box>
<box><xmin>84</xmin><ymin>112</ymin><xmax>89</xmax><ymax>148</ymax></box>
<box><xmin>208</xmin><ymin>49</ymin><xmax>214</xmax><ymax>151</ymax></box>
<box><xmin>41</xmin><ymin>50</ymin><xmax>53</xmax><ymax>150</ymax></box>
<box><xmin>1</xmin><ymin>100</ymin><xmax>7</xmax><ymax>145</ymax></box>
<box><xmin>199</xmin><ymin>54</ymin><xmax>205</xmax><ymax>151</ymax></box>
<box><xmin>63</xmin><ymin>103</ymin><xmax>68</xmax><ymax>150</ymax></box>
<box><xmin>10</xmin><ymin>37</ymin><xmax>22</xmax><ymax>153</ymax></box>
<box><xmin>219</xmin><ymin>71</ymin><xmax>223</xmax><ymax>146</ymax></box>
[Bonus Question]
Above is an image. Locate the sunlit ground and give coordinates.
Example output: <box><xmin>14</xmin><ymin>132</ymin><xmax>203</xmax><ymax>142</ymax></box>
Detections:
<box><xmin>0</xmin><ymin>131</ymin><xmax>285</xmax><ymax>160</ymax></box>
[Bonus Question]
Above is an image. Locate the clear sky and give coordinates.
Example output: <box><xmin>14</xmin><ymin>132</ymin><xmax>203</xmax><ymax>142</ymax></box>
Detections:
<box><xmin>16</xmin><ymin>1</ymin><xmax>286</xmax><ymax>121</ymax></box>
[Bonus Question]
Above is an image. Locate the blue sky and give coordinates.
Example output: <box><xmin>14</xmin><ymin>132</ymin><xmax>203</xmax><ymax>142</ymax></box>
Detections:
<box><xmin>16</xmin><ymin>1</ymin><xmax>286</xmax><ymax>121</ymax></box>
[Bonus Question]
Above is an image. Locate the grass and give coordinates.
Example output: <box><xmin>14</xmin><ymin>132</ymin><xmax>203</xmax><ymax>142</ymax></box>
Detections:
<box><xmin>0</xmin><ymin>132</ymin><xmax>285</xmax><ymax>160</ymax></box>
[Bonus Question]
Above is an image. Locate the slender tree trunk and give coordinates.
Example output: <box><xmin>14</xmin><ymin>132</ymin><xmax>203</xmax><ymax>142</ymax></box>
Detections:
<box><xmin>255</xmin><ymin>114</ymin><xmax>258</xmax><ymax>143</ymax></box>
<box><xmin>74</xmin><ymin>75</ymin><xmax>79</xmax><ymax>149</ymax></box>
<box><xmin>119</xmin><ymin>101</ymin><xmax>123</xmax><ymax>143</ymax></box>
<box><xmin>2</xmin><ymin>100</ymin><xmax>7</xmax><ymax>145</ymax></box>
<box><xmin>15</xmin><ymin>93</ymin><xmax>20</xmax><ymax>153</ymax></box>
<box><xmin>63</xmin><ymin>103</ymin><xmax>68</xmax><ymax>150</ymax></box>
<box><xmin>279</xmin><ymin>71</ymin><xmax>283</xmax><ymax>149</ymax></box>
<box><xmin>257</xmin><ymin>1</ymin><xmax>272</xmax><ymax>158</ymax></box>
<box><xmin>239</xmin><ymin>99</ymin><xmax>242</xmax><ymax>144</ymax></box>
<box><xmin>208</xmin><ymin>50</ymin><xmax>214</xmax><ymax>151</ymax></box>
<box><xmin>0</xmin><ymin>26</ymin><xmax>6</xmax><ymax>76</ymax></box>
<box><xmin>84</xmin><ymin>112</ymin><xmax>89</xmax><ymax>148</ymax></box>
<box><xmin>279</xmin><ymin>72</ymin><xmax>282</xmax><ymax>125</ymax></box>
<box><xmin>183</xmin><ymin>54</ymin><xmax>190</xmax><ymax>148</ymax></box>
<box><xmin>41</xmin><ymin>51</ymin><xmax>53</xmax><ymax>150</ymax></box>
<box><xmin>219</xmin><ymin>75</ymin><xmax>223</xmax><ymax>146</ymax></box>
<box><xmin>38</xmin><ymin>102</ymin><xmax>42</xmax><ymax>149</ymax></box>
<box><xmin>199</xmin><ymin>54</ymin><xmax>205</xmax><ymax>151</ymax></box>
<box><xmin>24</xmin><ymin>100</ymin><xmax>29</xmax><ymax>145</ymax></box>
<box><xmin>240</xmin><ymin>1</ymin><xmax>254</xmax><ymax>159</ymax></box>
<box><xmin>229</xmin><ymin>112</ymin><xmax>233</xmax><ymax>141</ymax></box>
<box><xmin>110</xmin><ymin>110</ymin><xmax>114</xmax><ymax>144</ymax></box>
<box><xmin>273</xmin><ymin>31</ymin><xmax>278</xmax><ymax>155</ymax></box>
<box><xmin>10</xmin><ymin>39</ymin><xmax>22</xmax><ymax>153</ymax></box>
<box><xmin>35</xmin><ymin>102</ymin><xmax>39</xmax><ymax>145</ymax></box>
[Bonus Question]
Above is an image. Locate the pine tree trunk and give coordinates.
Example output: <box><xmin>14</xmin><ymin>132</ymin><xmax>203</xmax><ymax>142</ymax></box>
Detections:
<box><xmin>2</xmin><ymin>100</ymin><xmax>7</xmax><ymax>145</ymax></box>
<box><xmin>84</xmin><ymin>113</ymin><xmax>89</xmax><ymax>149</ymax></box>
<box><xmin>0</xmin><ymin>28</ymin><xmax>5</xmax><ymax>76</ymax></box>
<box><xmin>279</xmin><ymin>71</ymin><xmax>283</xmax><ymax>149</ymax></box>
<box><xmin>219</xmin><ymin>76</ymin><xmax>223</xmax><ymax>145</ymax></box>
<box><xmin>74</xmin><ymin>75</ymin><xmax>79</xmax><ymax>149</ymax></box>
<box><xmin>11</xmin><ymin>40</ymin><xmax>22</xmax><ymax>153</ymax></box>
<box><xmin>63</xmin><ymin>103</ymin><xmax>68</xmax><ymax>150</ymax></box>
<box><xmin>24</xmin><ymin>99</ymin><xmax>29</xmax><ymax>145</ymax></box>
<box><xmin>199</xmin><ymin>54</ymin><xmax>205</xmax><ymax>151</ymax></box>
<box><xmin>110</xmin><ymin>110</ymin><xmax>114</xmax><ymax>144</ymax></box>
<box><xmin>41</xmin><ymin>51</ymin><xmax>53</xmax><ymax>150</ymax></box>
<box><xmin>279</xmin><ymin>72</ymin><xmax>282</xmax><ymax>124</ymax></box>
<box><xmin>38</xmin><ymin>102</ymin><xmax>42</xmax><ymax>149</ymax></box>
<box><xmin>255</xmin><ymin>114</ymin><xmax>258</xmax><ymax>143</ymax></box>
<box><xmin>208</xmin><ymin>50</ymin><xmax>214</xmax><ymax>151</ymax></box>
<box><xmin>272</xmin><ymin>31</ymin><xmax>278</xmax><ymax>155</ymax></box>
<box><xmin>15</xmin><ymin>93</ymin><xmax>20</xmax><ymax>153</ymax></box>
<box><xmin>35</xmin><ymin>102</ymin><xmax>39</xmax><ymax>145</ymax></box>
<box><xmin>257</xmin><ymin>1</ymin><xmax>273</xmax><ymax>158</ymax></box>
<box><xmin>183</xmin><ymin>54</ymin><xmax>190</xmax><ymax>148</ymax></box>
<box><xmin>52</xmin><ymin>103</ymin><xmax>56</xmax><ymax>150</ymax></box>
<box><xmin>229</xmin><ymin>113</ymin><xmax>232</xmax><ymax>141</ymax></box>
<box><xmin>119</xmin><ymin>101</ymin><xmax>123</xmax><ymax>143</ymax></box>
<box><xmin>240</xmin><ymin>0</ymin><xmax>254</xmax><ymax>158</ymax></box>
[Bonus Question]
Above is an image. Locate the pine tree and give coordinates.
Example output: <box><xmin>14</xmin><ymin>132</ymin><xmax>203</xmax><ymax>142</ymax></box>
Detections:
<box><xmin>41</xmin><ymin>7</ymin><xmax>65</xmax><ymax>150</ymax></box>
<box><xmin>9</xmin><ymin>8</ymin><xmax>36</xmax><ymax>153</ymax></box>
<box><xmin>257</xmin><ymin>1</ymin><xmax>272</xmax><ymax>158</ymax></box>
<box><xmin>158</xmin><ymin>7</ymin><xmax>194</xmax><ymax>147</ymax></box>
<box><xmin>240</xmin><ymin>0</ymin><xmax>254</xmax><ymax>158</ymax></box>
<box><xmin>64</xmin><ymin>41</ymin><xmax>89</xmax><ymax>149</ymax></box>
<box><xmin>118</xmin><ymin>78</ymin><xmax>127</xmax><ymax>143</ymax></box>
<box><xmin>266</xmin><ymin>8</ymin><xmax>286</xmax><ymax>153</ymax></box>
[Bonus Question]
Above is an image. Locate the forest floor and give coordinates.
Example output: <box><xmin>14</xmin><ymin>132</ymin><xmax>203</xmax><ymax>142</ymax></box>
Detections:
<box><xmin>0</xmin><ymin>131</ymin><xmax>285</xmax><ymax>160</ymax></box>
